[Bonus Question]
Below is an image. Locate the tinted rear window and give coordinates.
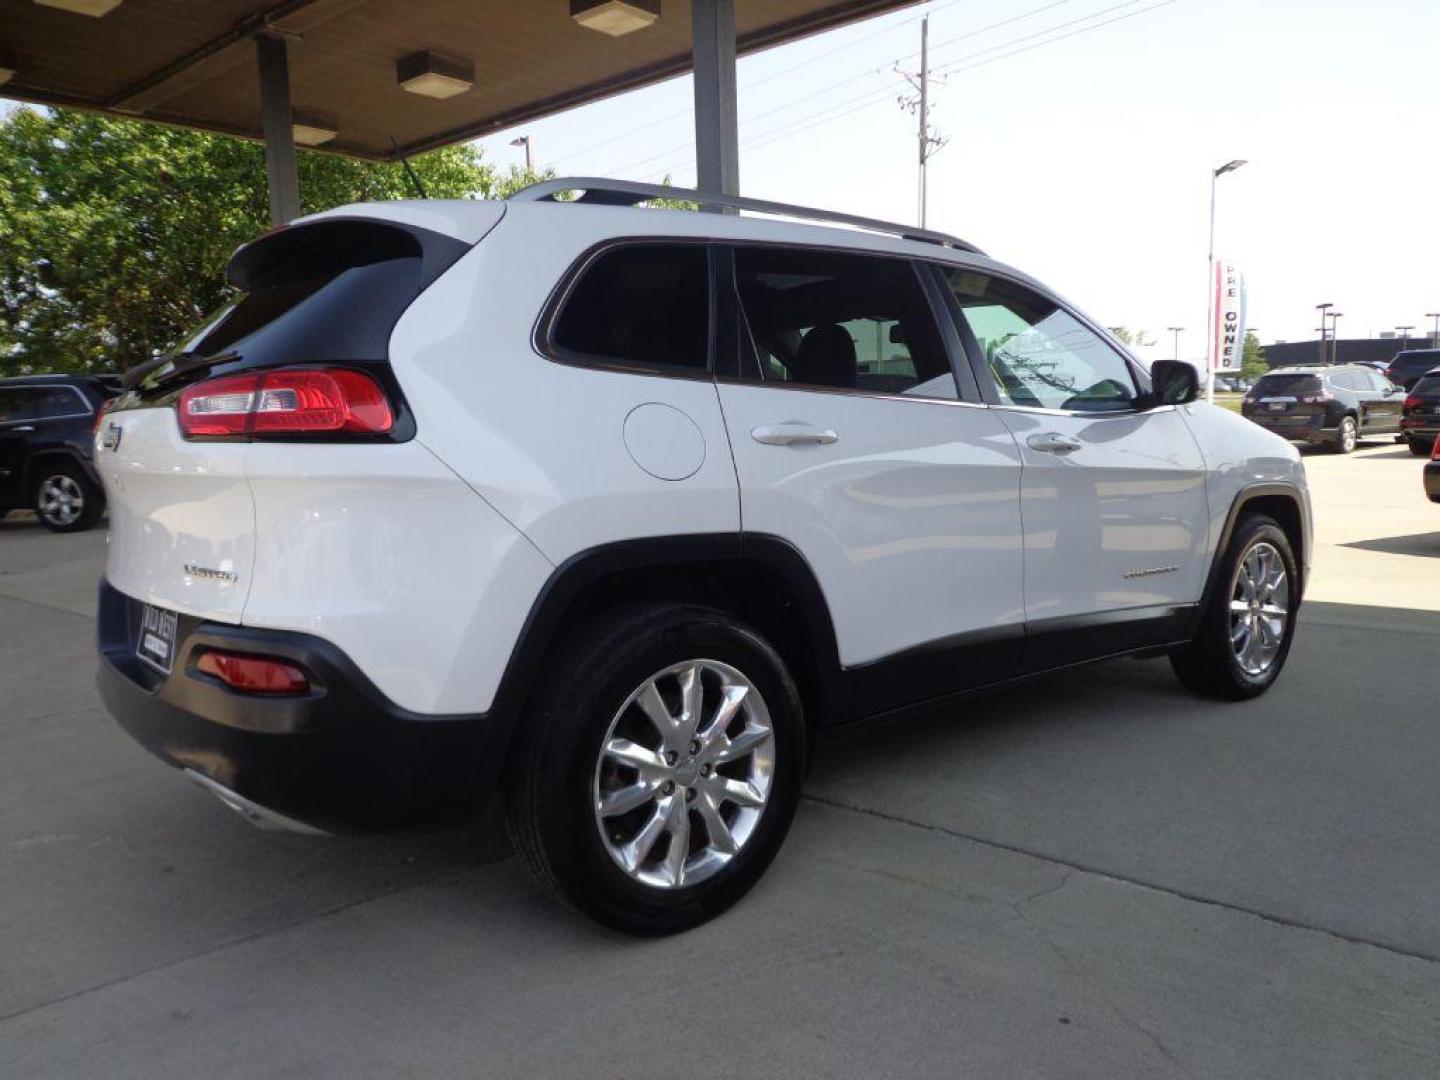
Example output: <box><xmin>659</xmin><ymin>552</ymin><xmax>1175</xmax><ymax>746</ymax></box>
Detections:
<box><xmin>1254</xmin><ymin>374</ymin><xmax>1321</xmax><ymax>395</ymax></box>
<box><xmin>1412</xmin><ymin>373</ymin><xmax>1440</xmax><ymax>395</ymax></box>
<box><xmin>1391</xmin><ymin>352</ymin><xmax>1440</xmax><ymax>375</ymax></box>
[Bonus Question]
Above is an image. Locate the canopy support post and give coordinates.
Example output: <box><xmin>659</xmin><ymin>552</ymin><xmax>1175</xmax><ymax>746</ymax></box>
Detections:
<box><xmin>691</xmin><ymin>0</ymin><xmax>739</xmax><ymax>205</ymax></box>
<box><xmin>255</xmin><ymin>31</ymin><xmax>301</xmax><ymax>226</ymax></box>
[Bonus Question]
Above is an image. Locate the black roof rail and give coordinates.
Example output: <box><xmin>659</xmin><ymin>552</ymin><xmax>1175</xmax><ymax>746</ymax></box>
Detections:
<box><xmin>509</xmin><ymin>176</ymin><xmax>981</xmax><ymax>254</ymax></box>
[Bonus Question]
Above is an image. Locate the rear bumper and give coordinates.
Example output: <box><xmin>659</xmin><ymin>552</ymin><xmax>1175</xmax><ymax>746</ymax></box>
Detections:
<box><xmin>1244</xmin><ymin>414</ymin><xmax>1337</xmax><ymax>444</ymax></box>
<box><xmin>96</xmin><ymin>578</ymin><xmax>507</xmax><ymax>832</ymax></box>
<box><xmin>1425</xmin><ymin>462</ymin><xmax>1440</xmax><ymax>503</ymax></box>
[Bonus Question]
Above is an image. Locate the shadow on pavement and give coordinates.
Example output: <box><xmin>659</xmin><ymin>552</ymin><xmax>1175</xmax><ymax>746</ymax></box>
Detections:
<box><xmin>1341</xmin><ymin>530</ymin><xmax>1440</xmax><ymax>558</ymax></box>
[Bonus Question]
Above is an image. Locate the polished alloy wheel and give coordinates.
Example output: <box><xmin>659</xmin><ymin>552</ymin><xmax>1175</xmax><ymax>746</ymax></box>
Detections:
<box><xmin>37</xmin><ymin>475</ymin><xmax>84</xmax><ymax>527</ymax></box>
<box><xmin>1228</xmin><ymin>541</ymin><xmax>1290</xmax><ymax>676</ymax></box>
<box><xmin>593</xmin><ymin>658</ymin><xmax>774</xmax><ymax>889</ymax></box>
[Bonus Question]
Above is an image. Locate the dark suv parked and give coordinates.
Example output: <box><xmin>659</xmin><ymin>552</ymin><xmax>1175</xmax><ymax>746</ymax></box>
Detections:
<box><xmin>0</xmin><ymin>375</ymin><xmax>120</xmax><ymax>531</ymax></box>
<box><xmin>1401</xmin><ymin>367</ymin><xmax>1440</xmax><ymax>456</ymax></box>
<box><xmin>1385</xmin><ymin>349</ymin><xmax>1440</xmax><ymax>391</ymax></box>
<box><xmin>1242</xmin><ymin>364</ymin><xmax>1404</xmax><ymax>452</ymax></box>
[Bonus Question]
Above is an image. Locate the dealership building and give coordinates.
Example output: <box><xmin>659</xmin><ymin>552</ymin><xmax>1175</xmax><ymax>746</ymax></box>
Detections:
<box><xmin>1261</xmin><ymin>336</ymin><xmax>1440</xmax><ymax>370</ymax></box>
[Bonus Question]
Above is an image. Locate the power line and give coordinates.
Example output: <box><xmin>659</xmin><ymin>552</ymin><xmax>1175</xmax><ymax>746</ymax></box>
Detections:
<box><xmin>632</xmin><ymin>0</ymin><xmax>1188</xmax><ymax>182</ymax></box>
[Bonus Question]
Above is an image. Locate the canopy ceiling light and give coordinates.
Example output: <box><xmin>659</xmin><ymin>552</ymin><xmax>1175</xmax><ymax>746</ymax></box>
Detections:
<box><xmin>292</xmin><ymin>110</ymin><xmax>339</xmax><ymax>147</ymax></box>
<box><xmin>33</xmin><ymin>0</ymin><xmax>124</xmax><ymax>15</ymax></box>
<box><xmin>570</xmin><ymin>0</ymin><xmax>659</xmax><ymax>37</ymax></box>
<box><xmin>396</xmin><ymin>51</ymin><xmax>475</xmax><ymax>99</ymax></box>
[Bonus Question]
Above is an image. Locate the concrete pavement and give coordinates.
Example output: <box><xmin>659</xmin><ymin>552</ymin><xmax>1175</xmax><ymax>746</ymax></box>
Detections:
<box><xmin>2</xmin><ymin>443</ymin><xmax>1437</xmax><ymax>1078</ymax></box>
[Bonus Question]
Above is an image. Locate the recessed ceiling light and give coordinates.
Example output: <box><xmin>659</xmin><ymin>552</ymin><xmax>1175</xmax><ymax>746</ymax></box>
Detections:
<box><xmin>33</xmin><ymin>0</ymin><xmax>124</xmax><ymax>16</ymax></box>
<box><xmin>292</xmin><ymin>110</ymin><xmax>339</xmax><ymax>147</ymax></box>
<box><xmin>396</xmin><ymin>51</ymin><xmax>474</xmax><ymax>100</ymax></box>
<box><xmin>570</xmin><ymin>0</ymin><xmax>659</xmax><ymax>37</ymax></box>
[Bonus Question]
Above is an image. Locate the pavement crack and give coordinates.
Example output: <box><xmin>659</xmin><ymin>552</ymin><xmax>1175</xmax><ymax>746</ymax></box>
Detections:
<box><xmin>803</xmin><ymin>793</ymin><xmax>1440</xmax><ymax>967</ymax></box>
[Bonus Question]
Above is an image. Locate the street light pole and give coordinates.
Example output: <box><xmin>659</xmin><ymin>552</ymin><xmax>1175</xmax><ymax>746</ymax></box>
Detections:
<box><xmin>1167</xmin><ymin>326</ymin><xmax>1184</xmax><ymax>361</ymax></box>
<box><xmin>509</xmin><ymin>135</ymin><xmax>534</xmax><ymax>173</ymax></box>
<box><xmin>1206</xmin><ymin>159</ymin><xmax>1247</xmax><ymax>403</ymax></box>
<box><xmin>1427</xmin><ymin>312</ymin><xmax>1440</xmax><ymax>345</ymax></box>
<box><xmin>1330</xmin><ymin>313</ymin><xmax>1343</xmax><ymax>365</ymax></box>
<box><xmin>1315</xmin><ymin>303</ymin><xmax>1333</xmax><ymax>365</ymax></box>
<box><xmin>1397</xmin><ymin>325</ymin><xmax>1415</xmax><ymax>351</ymax></box>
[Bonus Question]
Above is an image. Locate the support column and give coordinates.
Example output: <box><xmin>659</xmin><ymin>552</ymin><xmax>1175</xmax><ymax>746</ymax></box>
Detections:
<box><xmin>691</xmin><ymin>0</ymin><xmax>739</xmax><ymax>200</ymax></box>
<box><xmin>255</xmin><ymin>31</ymin><xmax>301</xmax><ymax>225</ymax></box>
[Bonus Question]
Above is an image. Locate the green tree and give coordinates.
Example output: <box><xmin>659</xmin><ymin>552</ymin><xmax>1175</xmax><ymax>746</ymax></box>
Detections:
<box><xmin>1107</xmin><ymin>326</ymin><xmax>1157</xmax><ymax>348</ymax></box>
<box><xmin>0</xmin><ymin>108</ymin><xmax>547</xmax><ymax>375</ymax></box>
<box><xmin>1240</xmin><ymin>331</ymin><xmax>1267</xmax><ymax>379</ymax></box>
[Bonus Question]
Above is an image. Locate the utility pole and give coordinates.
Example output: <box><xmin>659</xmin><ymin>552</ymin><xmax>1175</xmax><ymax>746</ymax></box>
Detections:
<box><xmin>897</xmin><ymin>17</ymin><xmax>947</xmax><ymax>228</ymax></box>
<box><xmin>1167</xmin><ymin>326</ymin><xmax>1184</xmax><ymax>361</ymax></box>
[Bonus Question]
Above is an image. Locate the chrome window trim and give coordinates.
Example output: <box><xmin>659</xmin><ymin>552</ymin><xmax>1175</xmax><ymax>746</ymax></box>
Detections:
<box><xmin>713</xmin><ymin>374</ymin><xmax>987</xmax><ymax>409</ymax></box>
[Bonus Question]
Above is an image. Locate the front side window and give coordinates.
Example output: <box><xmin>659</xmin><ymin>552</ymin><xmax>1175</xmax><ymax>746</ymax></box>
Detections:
<box><xmin>942</xmin><ymin>269</ymin><xmax>1137</xmax><ymax>412</ymax></box>
<box><xmin>550</xmin><ymin>244</ymin><xmax>710</xmax><ymax>372</ymax></box>
<box><xmin>731</xmin><ymin>246</ymin><xmax>955</xmax><ymax>398</ymax></box>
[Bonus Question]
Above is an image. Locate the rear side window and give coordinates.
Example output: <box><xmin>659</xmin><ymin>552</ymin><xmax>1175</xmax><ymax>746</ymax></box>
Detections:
<box><xmin>1329</xmin><ymin>370</ymin><xmax>1360</xmax><ymax>391</ymax></box>
<box><xmin>550</xmin><ymin>245</ymin><xmax>710</xmax><ymax>372</ymax></box>
<box><xmin>1392</xmin><ymin>352</ymin><xmax>1440</xmax><ymax>376</ymax></box>
<box><xmin>731</xmin><ymin>246</ymin><xmax>954</xmax><ymax>398</ymax></box>
<box><xmin>1412</xmin><ymin>373</ymin><xmax>1440</xmax><ymax>395</ymax></box>
<box><xmin>1255</xmin><ymin>374</ymin><xmax>1322</xmax><ymax>395</ymax></box>
<box><xmin>34</xmin><ymin>386</ymin><xmax>90</xmax><ymax>418</ymax></box>
<box><xmin>0</xmin><ymin>389</ymin><xmax>37</xmax><ymax>423</ymax></box>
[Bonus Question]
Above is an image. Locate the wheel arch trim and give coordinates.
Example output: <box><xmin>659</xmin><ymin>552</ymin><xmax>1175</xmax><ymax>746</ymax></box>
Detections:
<box><xmin>1193</xmin><ymin>481</ymin><xmax>1310</xmax><ymax>635</ymax></box>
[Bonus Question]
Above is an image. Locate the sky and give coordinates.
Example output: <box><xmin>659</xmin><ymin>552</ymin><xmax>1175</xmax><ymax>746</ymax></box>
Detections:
<box><xmin>466</xmin><ymin>0</ymin><xmax>1440</xmax><ymax>364</ymax></box>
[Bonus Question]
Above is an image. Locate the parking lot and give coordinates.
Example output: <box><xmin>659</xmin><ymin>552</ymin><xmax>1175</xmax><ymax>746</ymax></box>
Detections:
<box><xmin>2</xmin><ymin>442</ymin><xmax>1437</xmax><ymax>1079</ymax></box>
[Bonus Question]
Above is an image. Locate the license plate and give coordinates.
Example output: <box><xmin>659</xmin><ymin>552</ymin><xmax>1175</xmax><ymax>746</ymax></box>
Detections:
<box><xmin>1266</xmin><ymin>402</ymin><xmax>1287</xmax><ymax>412</ymax></box>
<box><xmin>137</xmin><ymin>603</ymin><xmax>179</xmax><ymax>675</ymax></box>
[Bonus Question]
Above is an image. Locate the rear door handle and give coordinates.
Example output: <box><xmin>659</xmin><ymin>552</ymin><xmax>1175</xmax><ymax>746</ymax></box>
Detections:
<box><xmin>1026</xmin><ymin>432</ymin><xmax>1083</xmax><ymax>455</ymax></box>
<box><xmin>12</xmin><ymin>426</ymin><xmax>35</xmax><ymax>433</ymax></box>
<box><xmin>751</xmin><ymin>422</ymin><xmax>839</xmax><ymax>446</ymax></box>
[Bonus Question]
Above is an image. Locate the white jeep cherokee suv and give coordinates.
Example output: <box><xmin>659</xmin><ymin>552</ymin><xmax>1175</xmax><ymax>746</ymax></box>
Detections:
<box><xmin>96</xmin><ymin>178</ymin><xmax>1310</xmax><ymax>933</ymax></box>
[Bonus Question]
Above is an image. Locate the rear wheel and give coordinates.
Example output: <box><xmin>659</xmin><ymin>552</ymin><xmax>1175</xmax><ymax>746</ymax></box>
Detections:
<box><xmin>1332</xmin><ymin>415</ymin><xmax>1357</xmax><ymax>454</ymax></box>
<box><xmin>1409</xmin><ymin>437</ymin><xmax>1434</xmax><ymax>457</ymax></box>
<box><xmin>33</xmin><ymin>462</ymin><xmax>104</xmax><ymax>533</ymax></box>
<box><xmin>504</xmin><ymin>603</ymin><xmax>805</xmax><ymax>934</ymax></box>
<box><xmin>1170</xmin><ymin>514</ymin><xmax>1298</xmax><ymax>700</ymax></box>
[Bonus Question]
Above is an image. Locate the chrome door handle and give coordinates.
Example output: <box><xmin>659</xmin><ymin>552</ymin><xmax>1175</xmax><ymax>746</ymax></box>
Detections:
<box><xmin>751</xmin><ymin>423</ymin><xmax>839</xmax><ymax>446</ymax></box>
<box><xmin>12</xmin><ymin>426</ymin><xmax>35</xmax><ymax>433</ymax></box>
<box><xmin>1027</xmin><ymin>432</ymin><xmax>1082</xmax><ymax>454</ymax></box>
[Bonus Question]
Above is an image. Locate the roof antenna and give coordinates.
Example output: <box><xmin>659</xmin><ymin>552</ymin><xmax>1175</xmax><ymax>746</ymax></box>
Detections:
<box><xmin>391</xmin><ymin>138</ymin><xmax>428</xmax><ymax>199</ymax></box>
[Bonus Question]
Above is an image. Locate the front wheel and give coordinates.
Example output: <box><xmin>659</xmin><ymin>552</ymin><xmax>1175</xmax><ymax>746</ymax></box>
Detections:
<box><xmin>33</xmin><ymin>462</ymin><xmax>104</xmax><ymax>532</ymax></box>
<box><xmin>504</xmin><ymin>603</ymin><xmax>805</xmax><ymax>934</ymax></box>
<box><xmin>1170</xmin><ymin>514</ymin><xmax>1299</xmax><ymax>700</ymax></box>
<box><xmin>1409</xmin><ymin>437</ymin><xmax>1434</xmax><ymax>457</ymax></box>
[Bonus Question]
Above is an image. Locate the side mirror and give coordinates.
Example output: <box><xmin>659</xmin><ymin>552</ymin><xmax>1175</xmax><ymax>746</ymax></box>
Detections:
<box><xmin>1148</xmin><ymin>359</ymin><xmax>1200</xmax><ymax>407</ymax></box>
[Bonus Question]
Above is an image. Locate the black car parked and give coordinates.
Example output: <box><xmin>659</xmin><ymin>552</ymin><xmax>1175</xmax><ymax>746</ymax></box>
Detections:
<box><xmin>1242</xmin><ymin>364</ymin><xmax>1405</xmax><ymax>453</ymax></box>
<box><xmin>1385</xmin><ymin>349</ymin><xmax>1440</xmax><ymax>391</ymax></box>
<box><xmin>0</xmin><ymin>375</ymin><xmax>120</xmax><ymax>531</ymax></box>
<box><xmin>1401</xmin><ymin>367</ymin><xmax>1440</xmax><ymax>456</ymax></box>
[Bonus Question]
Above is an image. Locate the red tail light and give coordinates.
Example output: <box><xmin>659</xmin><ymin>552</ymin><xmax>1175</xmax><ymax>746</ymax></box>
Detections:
<box><xmin>196</xmin><ymin>651</ymin><xmax>310</xmax><ymax>694</ymax></box>
<box><xmin>1297</xmin><ymin>392</ymin><xmax>1330</xmax><ymax>404</ymax></box>
<box><xmin>178</xmin><ymin>369</ymin><xmax>394</xmax><ymax>438</ymax></box>
<box><xmin>1404</xmin><ymin>395</ymin><xmax>1422</xmax><ymax>410</ymax></box>
<box><xmin>1432</xmin><ymin>437</ymin><xmax>1440</xmax><ymax>462</ymax></box>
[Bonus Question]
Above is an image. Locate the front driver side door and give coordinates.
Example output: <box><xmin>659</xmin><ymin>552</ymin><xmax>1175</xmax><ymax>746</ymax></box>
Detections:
<box><xmin>0</xmin><ymin>389</ymin><xmax>38</xmax><ymax>510</ymax></box>
<box><xmin>938</xmin><ymin>267</ymin><xmax>1210</xmax><ymax>667</ymax></box>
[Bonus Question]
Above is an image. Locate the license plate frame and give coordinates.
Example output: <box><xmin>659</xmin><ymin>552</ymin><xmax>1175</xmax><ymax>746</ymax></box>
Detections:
<box><xmin>137</xmin><ymin>602</ymin><xmax>179</xmax><ymax>675</ymax></box>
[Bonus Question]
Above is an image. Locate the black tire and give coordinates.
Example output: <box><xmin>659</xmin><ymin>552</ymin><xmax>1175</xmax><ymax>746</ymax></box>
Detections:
<box><xmin>1409</xmin><ymin>437</ymin><xmax>1433</xmax><ymax>457</ymax></box>
<box><xmin>503</xmin><ymin>603</ymin><xmax>806</xmax><ymax>934</ymax></box>
<box><xmin>1331</xmin><ymin>415</ymin><xmax>1357</xmax><ymax>454</ymax></box>
<box><xmin>1170</xmin><ymin>514</ymin><xmax>1299</xmax><ymax>700</ymax></box>
<box><xmin>32</xmin><ymin>460</ymin><xmax>104</xmax><ymax>533</ymax></box>
<box><xmin>1395</xmin><ymin>434</ymin><xmax>1408</xmax><ymax>445</ymax></box>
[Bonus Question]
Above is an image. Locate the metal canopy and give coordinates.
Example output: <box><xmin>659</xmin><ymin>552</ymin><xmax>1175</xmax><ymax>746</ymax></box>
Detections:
<box><xmin>1</xmin><ymin>0</ymin><xmax>919</xmax><ymax>162</ymax></box>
